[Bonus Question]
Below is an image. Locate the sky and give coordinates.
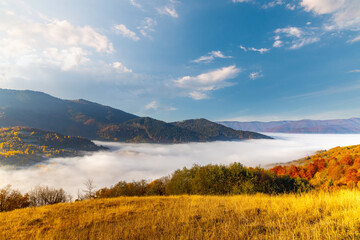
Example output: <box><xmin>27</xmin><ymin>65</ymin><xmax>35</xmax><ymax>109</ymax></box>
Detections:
<box><xmin>0</xmin><ymin>0</ymin><xmax>360</xmax><ymax>122</ymax></box>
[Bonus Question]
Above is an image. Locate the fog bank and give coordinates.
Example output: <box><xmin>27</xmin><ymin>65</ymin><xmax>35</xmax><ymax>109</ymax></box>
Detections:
<box><xmin>1</xmin><ymin>133</ymin><xmax>360</xmax><ymax>196</ymax></box>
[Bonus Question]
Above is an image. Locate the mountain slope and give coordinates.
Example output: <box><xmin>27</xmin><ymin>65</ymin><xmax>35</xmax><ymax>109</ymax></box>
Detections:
<box><xmin>0</xmin><ymin>127</ymin><xmax>105</xmax><ymax>166</ymax></box>
<box><xmin>0</xmin><ymin>89</ymin><xmax>138</xmax><ymax>138</ymax></box>
<box><xmin>98</xmin><ymin>117</ymin><xmax>204</xmax><ymax>143</ymax></box>
<box><xmin>172</xmin><ymin>118</ymin><xmax>272</xmax><ymax>141</ymax></box>
<box><xmin>219</xmin><ymin>118</ymin><xmax>360</xmax><ymax>133</ymax></box>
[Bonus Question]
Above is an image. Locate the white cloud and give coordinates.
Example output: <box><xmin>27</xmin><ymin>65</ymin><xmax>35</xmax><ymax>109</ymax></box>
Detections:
<box><xmin>289</xmin><ymin>37</ymin><xmax>320</xmax><ymax>49</ymax></box>
<box><xmin>112</xmin><ymin>62</ymin><xmax>132</xmax><ymax>73</ymax></box>
<box><xmin>275</xmin><ymin>27</ymin><xmax>303</xmax><ymax>38</ymax></box>
<box><xmin>137</xmin><ymin>17</ymin><xmax>157</xmax><ymax>38</ymax></box>
<box><xmin>300</xmin><ymin>0</ymin><xmax>346</xmax><ymax>15</ymax></box>
<box><xmin>193</xmin><ymin>51</ymin><xmax>232</xmax><ymax>63</ymax></box>
<box><xmin>286</xmin><ymin>4</ymin><xmax>296</xmax><ymax>10</ymax></box>
<box><xmin>129</xmin><ymin>0</ymin><xmax>142</xmax><ymax>9</ymax></box>
<box><xmin>114</xmin><ymin>24</ymin><xmax>140</xmax><ymax>41</ymax></box>
<box><xmin>249</xmin><ymin>71</ymin><xmax>263</xmax><ymax>80</ymax></box>
<box><xmin>0</xmin><ymin>10</ymin><xmax>116</xmax><ymax>76</ymax></box>
<box><xmin>349</xmin><ymin>35</ymin><xmax>360</xmax><ymax>43</ymax></box>
<box><xmin>232</xmin><ymin>0</ymin><xmax>251</xmax><ymax>2</ymax></box>
<box><xmin>274</xmin><ymin>26</ymin><xmax>320</xmax><ymax>49</ymax></box>
<box><xmin>189</xmin><ymin>91</ymin><xmax>209</xmax><ymax>100</ymax></box>
<box><xmin>43</xmin><ymin>47</ymin><xmax>90</xmax><ymax>71</ymax></box>
<box><xmin>273</xmin><ymin>36</ymin><xmax>283</xmax><ymax>47</ymax></box>
<box><xmin>262</xmin><ymin>0</ymin><xmax>284</xmax><ymax>9</ymax></box>
<box><xmin>0</xmin><ymin>14</ymin><xmax>114</xmax><ymax>54</ymax></box>
<box><xmin>300</xmin><ymin>0</ymin><xmax>360</xmax><ymax>31</ymax></box>
<box><xmin>348</xmin><ymin>69</ymin><xmax>360</xmax><ymax>73</ymax></box>
<box><xmin>157</xmin><ymin>5</ymin><xmax>179</xmax><ymax>18</ymax></box>
<box><xmin>249</xmin><ymin>47</ymin><xmax>270</xmax><ymax>54</ymax></box>
<box><xmin>175</xmin><ymin>65</ymin><xmax>241</xmax><ymax>100</ymax></box>
<box><xmin>145</xmin><ymin>100</ymin><xmax>158</xmax><ymax>110</ymax></box>
<box><xmin>239</xmin><ymin>45</ymin><xmax>270</xmax><ymax>54</ymax></box>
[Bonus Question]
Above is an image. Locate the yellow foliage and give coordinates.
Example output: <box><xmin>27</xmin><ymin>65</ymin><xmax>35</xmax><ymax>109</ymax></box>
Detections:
<box><xmin>1</xmin><ymin>190</ymin><xmax>360</xmax><ymax>239</ymax></box>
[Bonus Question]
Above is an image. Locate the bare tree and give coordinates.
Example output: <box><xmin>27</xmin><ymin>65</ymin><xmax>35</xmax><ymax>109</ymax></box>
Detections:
<box><xmin>83</xmin><ymin>179</ymin><xmax>96</xmax><ymax>199</ymax></box>
<box><xmin>28</xmin><ymin>186</ymin><xmax>69</xmax><ymax>207</ymax></box>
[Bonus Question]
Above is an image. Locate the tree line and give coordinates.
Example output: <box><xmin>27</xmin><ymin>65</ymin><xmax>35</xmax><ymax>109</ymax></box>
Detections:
<box><xmin>0</xmin><ymin>162</ymin><xmax>312</xmax><ymax>212</ymax></box>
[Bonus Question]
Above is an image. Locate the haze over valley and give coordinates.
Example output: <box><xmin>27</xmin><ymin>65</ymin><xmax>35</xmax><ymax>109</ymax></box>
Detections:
<box><xmin>2</xmin><ymin>133</ymin><xmax>360</xmax><ymax>196</ymax></box>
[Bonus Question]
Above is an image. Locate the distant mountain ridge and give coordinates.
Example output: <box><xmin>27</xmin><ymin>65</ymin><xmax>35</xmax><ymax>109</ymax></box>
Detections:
<box><xmin>0</xmin><ymin>89</ymin><xmax>271</xmax><ymax>143</ymax></box>
<box><xmin>219</xmin><ymin>118</ymin><xmax>360</xmax><ymax>134</ymax></box>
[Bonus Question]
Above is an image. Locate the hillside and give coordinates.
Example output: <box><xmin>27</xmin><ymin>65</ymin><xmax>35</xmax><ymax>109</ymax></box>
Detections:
<box><xmin>98</xmin><ymin>117</ymin><xmax>204</xmax><ymax>143</ymax></box>
<box><xmin>270</xmin><ymin>144</ymin><xmax>360</xmax><ymax>190</ymax></box>
<box><xmin>0</xmin><ymin>89</ymin><xmax>271</xmax><ymax>143</ymax></box>
<box><xmin>1</xmin><ymin>192</ymin><xmax>359</xmax><ymax>240</ymax></box>
<box><xmin>172</xmin><ymin>118</ymin><xmax>272</xmax><ymax>141</ymax></box>
<box><xmin>0</xmin><ymin>127</ymin><xmax>105</xmax><ymax>166</ymax></box>
<box><xmin>0</xmin><ymin>89</ymin><xmax>138</xmax><ymax>138</ymax></box>
<box><xmin>219</xmin><ymin>118</ymin><xmax>360</xmax><ymax>133</ymax></box>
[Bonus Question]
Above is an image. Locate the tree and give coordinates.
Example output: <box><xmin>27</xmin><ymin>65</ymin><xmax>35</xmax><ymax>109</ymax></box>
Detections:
<box><xmin>28</xmin><ymin>186</ymin><xmax>69</xmax><ymax>207</ymax></box>
<box><xmin>0</xmin><ymin>185</ymin><xmax>29</xmax><ymax>212</ymax></box>
<box><xmin>83</xmin><ymin>179</ymin><xmax>96</xmax><ymax>199</ymax></box>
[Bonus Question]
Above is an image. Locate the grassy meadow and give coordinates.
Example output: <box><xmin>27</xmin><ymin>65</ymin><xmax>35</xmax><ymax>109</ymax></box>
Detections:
<box><xmin>1</xmin><ymin>190</ymin><xmax>360</xmax><ymax>240</ymax></box>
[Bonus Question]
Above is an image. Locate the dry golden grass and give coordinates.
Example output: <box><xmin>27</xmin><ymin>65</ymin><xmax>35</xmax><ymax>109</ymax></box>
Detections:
<box><xmin>1</xmin><ymin>190</ymin><xmax>360</xmax><ymax>239</ymax></box>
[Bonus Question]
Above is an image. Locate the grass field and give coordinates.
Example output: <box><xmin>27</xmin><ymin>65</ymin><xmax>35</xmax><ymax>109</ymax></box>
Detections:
<box><xmin>1</xmin><ymin>190</ymin><xmax>360</xmax><ymax>239</ymax></box>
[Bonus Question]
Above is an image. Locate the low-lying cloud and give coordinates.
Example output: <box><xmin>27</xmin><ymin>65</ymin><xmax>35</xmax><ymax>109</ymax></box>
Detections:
<box><xmin>1</xmin><ymin>133</ymin><xmax>360</xmax><ymax>197</ymax></box>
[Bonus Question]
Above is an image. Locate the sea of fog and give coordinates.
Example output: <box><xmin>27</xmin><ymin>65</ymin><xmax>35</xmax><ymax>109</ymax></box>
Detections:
<box><xmin>1</xmin><ymin>133</ymin><xmax>360</xmax><ymax>197</ymax></box>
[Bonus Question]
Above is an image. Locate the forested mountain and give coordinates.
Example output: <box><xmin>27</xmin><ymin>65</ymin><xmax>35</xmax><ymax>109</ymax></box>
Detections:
<box><xmin>172</xmin><ymin>118</ymin><xmax>272</xmax><ymax>141</ymax></box>
<box><xmin>219</xmin><ymin>118</ymin><xmax>360</xmax><ymax>133</ymax></box>
<box><xmin>0</xmin><ymin>89</ymin><xmax>138</xmax><ymax>138</ymax></box>
<box><xmin>0</xmin><ymin>127</ymin><xmax>105</xmax><ymax>166</ymax></box>
<box><xmin>0</xmin><ymin>89</ymin><xmax>271</xmax><ymax>143</ymax></box>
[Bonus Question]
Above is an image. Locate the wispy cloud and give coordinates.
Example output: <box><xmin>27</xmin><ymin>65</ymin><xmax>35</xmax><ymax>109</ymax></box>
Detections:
<box><xmin>145</xmin><ymin>100</ymin><xmax>158</xmax><ymax>110</ymax></box>
<box><xmin>114</xmin><ymin>24</ymin><xmax>140</xmax><ymax>41</ymax></box>
<box><xmin>274</xmin><ymin>26</ymin><xmax>320</xmax><ymax>49</ymax></box>
<box><xmin>239</xmin><ymin>45</ymin><xmax>270</xmax><ymax>54</ymax></box>
<box><xmin>348</xmin><ymin>69</ymin><xmax>360</xmax><ymax>73</ymax></box>
<box><xmin>157</xmin><ymin>5</ymin><xmax>178</xmax><ymax>18</ymax></box>
<box><xmin>129</xmin><ymin>0</ymin><xmax>142</xmax><ymax>9</ymax></box>
<box><xmin>192</xmin><ymin>51</ymin><xmax>232</xmax><ymax>63</ymax></box>
<box><xmin>285</xmin><ymin>81</ymin><xmax>360</xmax><ymax>100</ymax></box>
<box><xmin>349</xmin><ymin>35</ymin><xmax>360</xmax><ymax>43</ymax></box>
<box><xmin>249</xmin><ymin>71</ymin><xmax>263</xmax><ymax>80</ymax></box>
<box><xmin>137</xmin><ymin>17</ymin><xmax>157</xmax><ymax>38</ymax></box>
<box><xmin>175</xmin><ymin>65</ymin><xmax>241</xmax><ymax>100</ymax></box>
<box><xmin>112</xmin><ymin>62</ymin><xmax>132</xmax><ymax>73</ymax></box>
<box><xmin>232</xmin><ymin>0</ymin><xmax>252</xmax><ymax>2</ymax></box>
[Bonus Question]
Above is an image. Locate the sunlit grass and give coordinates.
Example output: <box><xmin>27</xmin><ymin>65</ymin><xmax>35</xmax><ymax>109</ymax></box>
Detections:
<box><xmin>1</xmin><ymin>190</ymin><xmax>360</xmax><ymax>239</ymax></box>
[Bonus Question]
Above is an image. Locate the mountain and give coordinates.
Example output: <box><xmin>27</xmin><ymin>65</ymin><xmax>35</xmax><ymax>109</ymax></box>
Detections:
<box><xmin>0</xmin><ymin>127</ymin><xmax>105</xmax><ymax>166</ymax></box>
<box><xmin>171</xmin><ymin>118</ymin><xmax>272</xmax><ymax>141</ymax></box>
<box><xmin>98</xmin><ymin>117</ymin><xmax>203</xmax><ymax>143</ymax></box>
<box><xmin>219</xmin><ymin>118</ymin><xmax>360</xmax><ymax>133</ymax></box>
<box><xmin>0</xmin><ymin>89</ymin><xmax>271</xmax><ymax>143</ymax></box>
<box><xmin>0</xmin><ymin>89</ymin><xmax>138</xmax><ymax>138</ymax></box>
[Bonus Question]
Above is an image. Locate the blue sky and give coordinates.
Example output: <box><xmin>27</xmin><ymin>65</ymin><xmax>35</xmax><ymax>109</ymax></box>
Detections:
<box><xmin>1</xmin><ymin>0</ymin><xmax>360</xmax><ymax>122</ymax></box>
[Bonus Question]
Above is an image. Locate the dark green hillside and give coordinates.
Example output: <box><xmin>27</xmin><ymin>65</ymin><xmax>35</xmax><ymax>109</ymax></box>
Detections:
<box><xmin>172</xmin><ymin>118</ymin><xmax>272</xmax><ymax>141</ymax></box>
<box><xmin>98</xmin><ymin>117</ymin><xmax>204</xmax><ymax>143</ymax></box>
<box><xmin>0</xmin><ymin>127</ymin><xmax>105</xmax><ymax>166</ymax></box>
<box><xmin>0</xmin><ymin>89</ymin><xmax>138</xmax><ymax>138</ymax></box>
